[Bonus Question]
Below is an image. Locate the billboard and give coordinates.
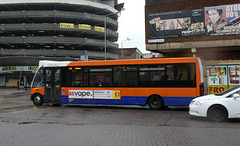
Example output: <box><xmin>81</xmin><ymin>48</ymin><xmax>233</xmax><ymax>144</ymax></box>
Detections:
<box><xmin>148</xmin><ymin>8</ymin><xmax>205</xmax><ymax>42</ymax></box>
<box><xmin>68</xmin><ymin>90</ymin><xmax>121</xmax><ymax>100</ymax></box>
<box><xmin>147</xmin><ymin>3</ymin><xmax>240</xmax><ymax>41</ymax></box>
<box><xmin>205</xmin><ymin>4</ymin><xmax>240</xmax><ymax>36</ymax></box>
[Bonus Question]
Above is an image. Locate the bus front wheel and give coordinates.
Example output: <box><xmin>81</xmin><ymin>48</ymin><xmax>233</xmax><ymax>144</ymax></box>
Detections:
<box><xmin>32</xmin><ymin>94</ymin><xmax>43</xmax><ymax>106</ymax></box>
<box><xmin>148</xmin><ymin>95</ymin><xmax>164</xmax><ymax>110</ymax></box>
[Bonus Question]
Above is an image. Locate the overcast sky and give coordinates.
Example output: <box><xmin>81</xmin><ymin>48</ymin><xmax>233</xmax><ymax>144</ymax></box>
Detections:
<box><xmin>117</xmin><ymin>0</ymin><xmax>149</xmax><ymax>53</ymax></box>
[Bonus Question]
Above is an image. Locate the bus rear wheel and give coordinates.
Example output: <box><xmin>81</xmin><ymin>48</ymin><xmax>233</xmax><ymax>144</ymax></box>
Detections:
<box><xmin>32</xmin><ymin>94</ymin><xmax>43</xmax><ymax>106</ymax></box>
<box><xmin>148</xmin><ymin>95</ymin><xmax>164</xmax><ymax>110</ymax></box>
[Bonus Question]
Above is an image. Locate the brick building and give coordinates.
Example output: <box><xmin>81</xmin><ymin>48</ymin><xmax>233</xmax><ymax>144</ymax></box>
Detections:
<box><xmin>145</xmin><ymin>0</ymin><xmax>240</xmax><ymax>93</ymax></box>
<box><xmin>116</xmin><ymin>48</ymin><xmax>143</xmax><ymax>59</ymax></box>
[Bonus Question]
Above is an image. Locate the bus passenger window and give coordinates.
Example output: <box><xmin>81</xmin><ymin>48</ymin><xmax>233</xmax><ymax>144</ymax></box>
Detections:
<box><xmin>168</xmin><ymin>63</ymin><xmax>196</xmax><ymax>87</ymax></box>
<box><xmin>166</xmin><ymin>65</ymin><xmax>174</xmax><ymax>80</ymax></box>
<box><xmin>62</xmin><ymin>67</ymin><xmax>85</xmax><ymax>87</ymax></box>
<box><xmin>71</xmin><ymin>70</ymin><xmax>83</xmax><ymax>86</ymax></box>
<box><xmin>152</xmin><ymin>71</ymin><xmax>165</xmax><ymax>81</ymax></box>
<box><xmin>89</xmin><ymin>66</ymin><xmax>112</xmax><ymax>87</ymax></box>
<box><xmin>175</xmin><ymin>63</ymin><xmax>196</xmax><ymax>87</ymax></box>
<box><xmin>113</xmin><ymin>66</ymin><xmax>138</xmax><ymax>87</ymax></box>
<box><xmin>139</xmin><ymin>65</ymin><xmax>165</xmax><ymax>87</ymax></box>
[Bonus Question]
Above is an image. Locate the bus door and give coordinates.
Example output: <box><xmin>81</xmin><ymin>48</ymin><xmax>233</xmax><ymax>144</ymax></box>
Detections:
<box><xmin>45</xmin><ymin>68</ymin><xmax>61</xmax><ymax>104</ymax></box>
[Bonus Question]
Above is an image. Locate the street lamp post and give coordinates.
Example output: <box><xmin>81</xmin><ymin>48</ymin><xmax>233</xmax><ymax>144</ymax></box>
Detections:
<box><xmin>121</xmin><ymin>38</ymin><xmax>131</xmax><ymax>59</ymax></box>
<box><xmin>104</xmin><ymin>3</ymin><xmax>125</xmax><ymax>60</ymax></box>
<box><xmin>104</xmin><ymin>16</ymin><xmax>107</xmax><ymax>60</ymax></box>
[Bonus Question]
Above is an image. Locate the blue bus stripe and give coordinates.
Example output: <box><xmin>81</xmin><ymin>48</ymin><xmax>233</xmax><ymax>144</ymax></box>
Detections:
<box><xmin>61</xmin><ymin>95</ymin><xmax>196</xmax><ymax>106</ymax></box>
<box><xmin>162</xmin><ymin>96</ymin><xmax>195</xmax><ymax>106</ymax></box>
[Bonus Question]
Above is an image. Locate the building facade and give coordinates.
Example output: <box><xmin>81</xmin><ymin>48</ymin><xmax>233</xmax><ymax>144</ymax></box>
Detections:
<box><xmin>145</xmin><ymin>0</ymin><xmax>240</xmax><ymax>93</ymax></box>
<box><xmin>116</xmin><ymin>48</ymin><xmax>143</xmax><ymax>60</ymax></box>
<box><xmin>143</xmin><ymin>52</ymin><xmax>163</xmax><ymax>59</ymax></box>
<box><xmin>0</xmin><ymin>0</ymin><xmax>119</xmax><ymax>87</ymax></box>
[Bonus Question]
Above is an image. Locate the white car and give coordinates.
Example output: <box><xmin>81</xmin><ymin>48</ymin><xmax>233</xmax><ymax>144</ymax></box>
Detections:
<box><xmin>189</xmin><ymin>86</ymin><xmax>240</xmax><ymax>122</ymax></box>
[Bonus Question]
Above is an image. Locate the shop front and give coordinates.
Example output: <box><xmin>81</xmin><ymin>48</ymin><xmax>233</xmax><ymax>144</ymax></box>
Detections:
<box><xmin>0</xmin><ymin>66</ymin><xmax>38</xmax><ymax>87</ymax></box>
<box><xmin>206</xmin><ymin>60</ymin><xmax>240</xmax><ymax>94</ymax></box>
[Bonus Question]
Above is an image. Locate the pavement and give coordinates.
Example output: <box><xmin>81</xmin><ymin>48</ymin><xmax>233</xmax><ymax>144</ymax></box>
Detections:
<box><xmin>0</xmin><ymin>87</ymin><xmax>29</xmax><ymax>96</ymax></box>
<box><xmin>1</xmin><ymin>87</ymin><xmax>240</xmax><ymax>146</ymax></box>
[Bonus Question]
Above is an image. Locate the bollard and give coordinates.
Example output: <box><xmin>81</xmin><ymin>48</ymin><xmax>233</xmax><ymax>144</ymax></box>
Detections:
<box><xmin>17</xmin><ymin>81</ymin><xmax>20</xmax><ymax>90</ymax></box>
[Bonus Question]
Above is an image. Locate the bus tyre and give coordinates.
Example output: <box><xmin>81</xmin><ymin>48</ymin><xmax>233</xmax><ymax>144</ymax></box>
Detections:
<box><xmin>148</xmin><ymin>95</ymin><xmax>164</xmax><ymax>110</ymax></box>
<box><xmin>32</xmin><ymin>94</ymin><xmax>43</xmax><ymax>106</ymax></box>
<box><xmin>208</xmin><ymin>105</ymin><xmax>228</xmax><ymax>122</ymax></box>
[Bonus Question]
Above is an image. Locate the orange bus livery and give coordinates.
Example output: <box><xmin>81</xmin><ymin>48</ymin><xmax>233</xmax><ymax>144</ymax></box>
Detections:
<box><xmin>30</xmin><ymin>57</ymin><xmax>207</xmax><ymax>109</ymax></box>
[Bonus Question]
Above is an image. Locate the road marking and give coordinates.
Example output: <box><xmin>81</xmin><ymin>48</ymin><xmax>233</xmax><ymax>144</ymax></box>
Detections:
<box><xmin>31</xmin><ymin>102</ymin><xmax>38</xmax><ymax>110</ymax></box>
<box><xmin>0</xmin><ymin>106</ymin><xmax>58</xmax><ymax>115</ymax></box>
<box><xmin>0</xmin><ymin>98</ymin><xmax>6</xmax><ymax>107</ymax></box>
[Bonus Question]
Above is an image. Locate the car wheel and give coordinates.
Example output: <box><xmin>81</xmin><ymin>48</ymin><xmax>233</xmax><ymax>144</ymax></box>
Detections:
<box><xmin>32</xmin><ymin>94</ymin><xmax>43</xmax><ymax>106</ymax></box>
<box><xmin>208</xmin><ymin>105</ymin><xmax>228</xmax><ymax>122</ymax></box>
<box><xmin>148</xmin><ymin>95</ymin><xmax>164</xmax><ymax>110</ymax></box>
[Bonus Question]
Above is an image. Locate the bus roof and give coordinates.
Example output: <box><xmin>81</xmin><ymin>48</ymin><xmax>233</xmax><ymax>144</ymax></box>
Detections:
<box><xmin>39</xmin><ymin>60</ymin><xmax>71</xmax><ymax>67</ymax></box>
<box><xmin>38</xmin><ymin>57</ymin><xmax>199</xmax><ymax>67</ymax></box>
<box><xmin>68</xmin><ymin>57</ymin><xmax>199</xmax><ymax>66</ymax></box>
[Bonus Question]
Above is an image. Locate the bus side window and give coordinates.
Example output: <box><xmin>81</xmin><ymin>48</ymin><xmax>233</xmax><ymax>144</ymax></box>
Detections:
<box><xmin>62</xmin><ymin>67</ymin><xmax>86</xmax><ymax>87</ymax></box>
<box><xmin>83</xmin><ymin>67</ymin><xmax>89</xmax><ymax>87</ymax></box>
<box><xmin>113</xmin><ymin>66</ymin><xmax>138</xmax><ymax>87</ymax></box>
<box><xmin>139</xmin><ymin>65</ymin><xmax>166</xmax><ymax>87</ymax></box>
<box><xmin>166</xmin><ymin>65</ymin><xmax>174</xmax><ymax>81</ymax></box>
<box><xmin>89</xmin><ymin>66</ymin><xmax>112</xmax><ymax>87</ymax></box>
<box><xmin>173</xmin><ymin>63</ymin><xmax>196</xmax><ymax>87</ymax></box>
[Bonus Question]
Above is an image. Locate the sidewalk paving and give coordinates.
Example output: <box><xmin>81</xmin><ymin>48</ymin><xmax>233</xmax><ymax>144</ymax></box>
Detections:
<box><xmin>0</xmin><ymin>87</ymin><xmax>29</xmax><ymax>96</ymax></box>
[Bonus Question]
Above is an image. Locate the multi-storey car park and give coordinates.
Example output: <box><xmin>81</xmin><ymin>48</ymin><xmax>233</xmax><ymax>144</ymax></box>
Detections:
<box><xmin>0</xmin><ymin>0</ymin><xmax>119</xmax><ymax>87</ymax></box>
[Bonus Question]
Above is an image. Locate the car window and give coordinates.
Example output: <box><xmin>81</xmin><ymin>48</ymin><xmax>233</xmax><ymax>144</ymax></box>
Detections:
<box><xmin>215</xmin><ymin>85</ymin><xmax>240</xmax><ymax>96</ymax></box>
<box><xmin>228</xmin><ymin>90</ymin><xmax>240</xmax><ymax>97</ymax></box>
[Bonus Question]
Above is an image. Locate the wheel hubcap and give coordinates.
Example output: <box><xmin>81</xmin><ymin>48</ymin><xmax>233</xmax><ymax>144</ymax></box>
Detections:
<box><xmin>152</xmin><ymin>99</ymin><xmax>159</xmax><ymax>107</ymax></box>
<box><xmin>214</xmin><ymin>111</ymin><xmax>223</xmax><ymax>119</ymax></box>
<box><xmin>34</xmin><ymin>96</ymin><xmax>41</xmax><ymax>103</ymax></box>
